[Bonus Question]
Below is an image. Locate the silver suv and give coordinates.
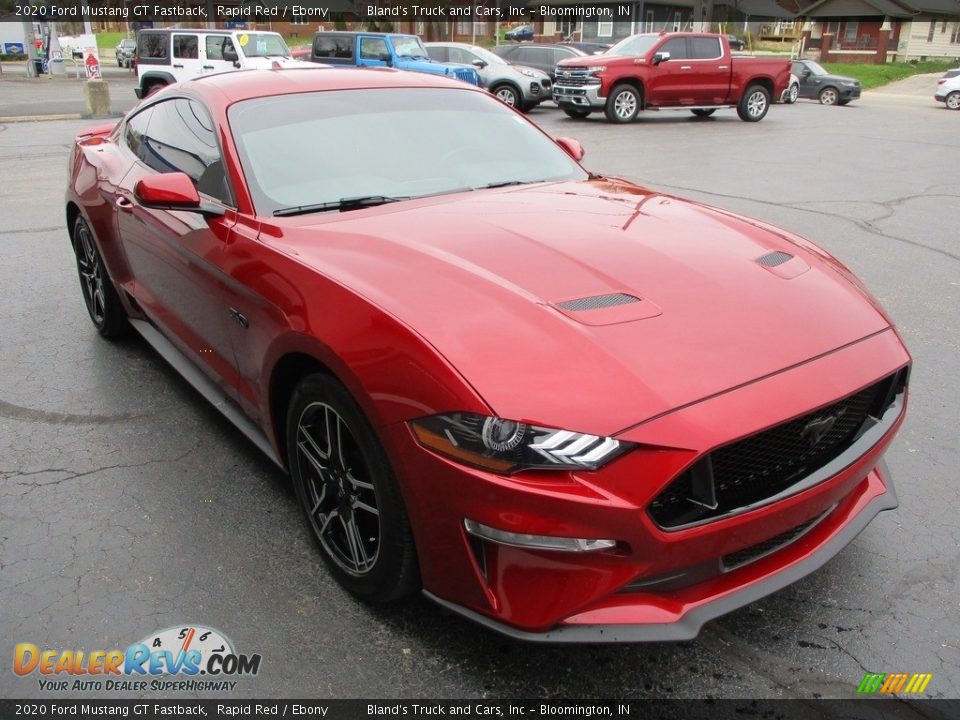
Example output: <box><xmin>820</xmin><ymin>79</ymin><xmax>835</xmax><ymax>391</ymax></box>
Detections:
<box><xmin>425</xmin><ymin>42</ymin><xmax>552</xmax><ymax>112</ymax></box>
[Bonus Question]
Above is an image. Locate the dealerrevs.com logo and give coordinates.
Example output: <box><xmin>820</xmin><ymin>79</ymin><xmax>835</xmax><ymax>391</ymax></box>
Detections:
<box><xmin>14</xmin><ymin>625</ymin><xmax>261</xmax><ymax>693</ymax></box>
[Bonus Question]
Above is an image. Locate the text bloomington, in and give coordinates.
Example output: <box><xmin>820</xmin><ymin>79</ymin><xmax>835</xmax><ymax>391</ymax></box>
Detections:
<box><xmin>368</xmin><ymin>5</ymin><xmax>626</xmax><ymax>18</ymax></box>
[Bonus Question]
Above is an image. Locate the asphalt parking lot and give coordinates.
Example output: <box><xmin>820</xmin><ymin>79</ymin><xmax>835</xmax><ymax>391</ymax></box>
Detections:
<box><xmin>1</xmin><ymin>78</ymin><xmax>958</xmax><ymax>700</ymax></box>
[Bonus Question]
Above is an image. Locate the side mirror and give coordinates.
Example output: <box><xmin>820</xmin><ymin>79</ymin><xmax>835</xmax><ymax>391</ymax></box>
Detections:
<box><xmin>134</xmin><ymin>173</ymin><xmax>224</xmax><ymax>216</ymax></box>
<box><xmin>379</xmin><ymin>52</ymin><xmax>393</xmax><ymax>66</ymax></box>
<box><xmin>472</xmin><ymin>58</ymin><xmax>487</xmax><ymax>69</ymax></box>
<box><xmin>802</xmin><ymin>69</ymin><xmax>811</xmax><ymax>78</ymax></box>
<box><xmin>223</xmin><ymin>47</ymin><xmax>238</xmax><ymax>63</ymax></box>
<box><xmin>652</xmin><ymin>51</ymin><xmax>670</xmax><ymax>65</ymax></box>
<box><xmin>555</xmin><ymin>137</ymin><xmax>585</xmax><ymax>162</ymax></box>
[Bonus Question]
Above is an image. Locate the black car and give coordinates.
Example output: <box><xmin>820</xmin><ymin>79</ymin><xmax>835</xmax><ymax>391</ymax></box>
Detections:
<box><xmin>491</xmin><ymin>43</ymin><xmax>586</xmax><ymax>81</ymax></box>
<box><xmin>558</xmin><ymin>41</ymin><xmax>611</xmax><ymax>55</ymax></box>
<box><xmin>791</xmin><ymin>59</ymin><xmax>862</xmax><ymax>105</ymax></box>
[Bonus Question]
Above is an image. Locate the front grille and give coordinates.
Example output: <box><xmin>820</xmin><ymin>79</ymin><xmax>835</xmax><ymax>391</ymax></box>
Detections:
<box><xmin>649</xmin><ymin>371</ymin><xmax>905</xmax><ymax>529</ymax></box>
<box><xmin>721</xmin><ymin>509</ymin><xmax>829</xmax><ymax>571</ymax></box>
<box><xmin>555</xmin><ymin>69</ymin><xmax>591</xmax><ymax>87</ymax></box>
<box><xmin>452</xmin><ymin>68</ymin><xmax>479</xmax><ymax>85</ymax></box>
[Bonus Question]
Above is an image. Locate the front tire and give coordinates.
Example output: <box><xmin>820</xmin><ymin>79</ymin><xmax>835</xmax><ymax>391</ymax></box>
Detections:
<box><xmin>737</xmin><ymin>85</ymin><xmax>770</xmax><ymax>121</ymax></box>
<box><xmin>491</xmin><ymin>83</ymin><xmax>520</xmax><ymax>109</ymax></box>
<box><xmin>563</xmin><ymin>107</ymin><xmax>591</xmax><ymax>119</ymax></box>
<box><xmin>947</xmin><ymin>91</ymin><xmax>960</xmax><ymax>110</ymax></box>
<box><xmin>72</xmin><ymin>215</ymin><xmax>127</xmax><ymax>338</ymax></box>
<box><xmin>286</xmin><ymin>373</ymin><xmax>419</xmax><ymax>602</ymax></box>
<box><xmin>819</xmin><ymin>87</ymin><xmax>839</xmax><ymax>105</ymax></box>
<box><xmin>605</xmin><ymin>84</ymin><xmax>641</xmax><ymax>123</ymax></box>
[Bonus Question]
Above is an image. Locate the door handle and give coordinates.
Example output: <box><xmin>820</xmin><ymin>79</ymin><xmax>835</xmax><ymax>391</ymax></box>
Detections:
<box><xmin>173</xmin><ymin>63</ymin><xmax>184</xmax><ymax>69</ymax></box>
<box><xmin>203</xmin><ymin>65</ymin><xmax>214</xmax><ymax>69</ymax></box>
<box><xmin>116</xmin><ymin>196</ymin><xmax>134</xmax><ymax>213</ymax></box>
<box><xmin>718</xmin><ymin>65</ymin><xmax>729</xmax><ymax>70</ymax></box>
<box><xmin>680</xmin><ymin>65</ymin><xmax>692</xmax><ymax>70</ymax></box>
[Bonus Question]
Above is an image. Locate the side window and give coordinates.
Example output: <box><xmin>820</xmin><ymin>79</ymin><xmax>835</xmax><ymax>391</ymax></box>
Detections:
<box><xmin>552</xmin><ymin>48</ymin><xmax>575</xmax><ymax>64</ymax></box>
<box><xmin>124</xmin><ymin>107</ymin><xmax>153</xmax><ymax>165</ymax></box>
<box><xmin>426</xmin><ymin>46</ymin><xmax>448</xmax><ymax>62</ymax></box>
<box><xmin>313</xmin><ymin>36</ymin><xmax>353</xmax><ymax>59</ymax></box>
<box><xmin>792</xmin><ymin>61</ymin><xmax>805</xmax><ymax>76</ymax></box>
<box><xmin>448</xmin><ymin>47</ymin><xmax>475</xmax><ymax>64</ymax></box>
<box><xmin>359</xmin><ymin>37</ymin><xmax>389</xmax><ymax>60</ymax></box>
<box><xmin>137</xmin><ymin>33</ymin><xmax>167</xmax><ymax>60</ymax></box>
<box><xmin>690</xmin><ymin>38</ymin><xmax>721</xmax><ymax>59</ymax></box>
<box><xmin>205</xmin><ymin>35</ymin><xmax>235</xmax><ymax>61</ymax></box>
<box><xmin>521</xmin><ymin>48</ymin><xmax>552</xmax><ymax>66</ymax></box>
<box><xmin>659</xmin><ymin>38</ymin><xmax>688</xmax><ymax>60</ymax></box>
<box><xmin>173</xmin><ymin>34</ymin><xmax>199</xmax><ymax>60</ymax></box>
<box><xmin>138</xmin><ymin>99</ymin><xmax>232</xmax><ymax>205</ymax></box>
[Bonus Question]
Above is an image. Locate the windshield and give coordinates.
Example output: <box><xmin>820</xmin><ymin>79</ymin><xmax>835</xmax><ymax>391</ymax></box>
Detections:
<box><xmin>607</xmin><ymin>34</ymin><xmax>660</xmax><ymax>58</ymax></box>
<box><xmin>392</xmin><ymin>36</ymin><xmax>429</xmax><ymax>59</ymax></box>
<box><xmin>229</xmin><ymin>88</ymin><xmax>588</xmax><ymax>217</ymax></box>
<box><xmin>240</xmin><ymin>33</ymin><xmax>290</xmax><ymax>58</ymax></box>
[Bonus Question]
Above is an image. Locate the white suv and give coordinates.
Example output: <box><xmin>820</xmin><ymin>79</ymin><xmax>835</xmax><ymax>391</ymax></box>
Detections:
<box><xmin>935</xmin><ymin>68</ymin><xmax>960</xmax><ymax>110</ymax></box>
<box><xmin>135</xmin><ymin>28</ymin><xmax>300</xmax><ymax>98</ymax></box>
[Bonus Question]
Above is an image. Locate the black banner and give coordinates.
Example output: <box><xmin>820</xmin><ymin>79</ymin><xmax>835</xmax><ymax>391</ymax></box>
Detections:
<box><xmin>6</xmin><ymin>1</ymin><xmax>635</xmax><ymax>23</ymax></box>
<box><xmin>1</xmin><ymin>700</ymin><xmax>960</xmax><ymax>720</ymax></box>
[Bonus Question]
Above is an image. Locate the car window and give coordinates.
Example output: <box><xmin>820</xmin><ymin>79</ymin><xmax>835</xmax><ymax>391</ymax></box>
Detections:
<box><xmin>791</xmin><ymin>61</ymin><xmax>805</xmax><ymax>75</ymax></box>
<box><xmin>448</xmin><ymin>47</ymin><xmax>476</xmax><ymax>64</ymax></box>
<box><xmin>519</xmin><ymin>47</ymin><xmax>551</xmax><ymax>65</ymax></box>
<box><xmin>314</xmin><ymin>36</ymin><xmax>354</xmax><ymax>59</ymax></box>
<box><xmin>360</xmin><ymin>37</ymin><xmax>389</xmax><ymax>61</ymax></box>
<box><xmin>173</xmin><ymin>35</ymin><xmax>198</xmax><ymax>60</ymax></box>
<box><xmin>205</xmin><ymin>35</ymin><xmax>235</xmax><ymax>61</ymax></box>
<box><xmin>124</xmin><ymin>107</ymin><xmax>152</xmax><ymax>164</ymax></box>
<box><xmin>942</xmin><ymin>69</ymin><xmax>960</xmax><ymax>79</ymax></box>
<box><xmin>690</xmin><ymin>37</ymin><xmax>721</xmax><ymax>59</ymax></box>
<box><xmin>607</xmin><ymin>34</ymin><xmax>659</xmax><ymax>58</ymax></box>
<box><xmin>137</xmin><ymin>33</ymin><xmax>167</xmax><ymax>60</ymax></box>
<box><xmin>552</xmin><ymin>48</ymin><xmax>577</xmax><ymax>64</ymax></box>
<box><xmin>659</xmin><ymin>38</ymin><xmax>688</xmax><ymax>60</ymax></box>
<box><xmin>426</xmin><ymin>46</ymin><xmax>448</xmax><ymax>62</ymax></box>
<box><xmin>137</xmin><ymin>99</ymin><xmax>232</xmax><ymax>205</ymax></box>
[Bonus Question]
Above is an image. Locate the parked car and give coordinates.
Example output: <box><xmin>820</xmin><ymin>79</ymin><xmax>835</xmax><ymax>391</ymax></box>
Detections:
<box><xmin>553</xmin><ymin>32</ymin><xmax>791</xmax><ymax>122</ymax></box>
<box><xmin>781</xmin><ymin>73</ymin><xmax>800</xmax><ymax>104</ymax></box>
<box><xmin>791</xmin><ymin>59</ymin><xmax>861</xmax><ymax>105</ymax></box>
<box><xmin>115</xmin><ymin>38</ymin><xmax>136</xmax><ymax>68</ymax></box>
<box><xmin>727</xmin><ymin>34</ymin><xmax>746</xmax><ymax>51</ymax></box>
<box><xmin>307</xmin><ymin>31</ymin><xmax>479</xmax><ymax>86</ymax></box>
<box><xmin>504</xmin><ymin>25</ymin><xmax>534</xmax><ymax>42</ymax></box>
<box><xmin>492</xmin><ymin>43</ymin><xmax>586</xmax><ymax>81</ymax></box>
<box><xmin>134</xmin><ymin>28</ymin><xmax>298</xmax><ymax>98</ymax></box>
<box><xmin>934</xmin><ymin>68</ymin><xmax>960</xmax><ymax>109</ymax></box>
<box><xmin>558</xmin><ymin>41</ymin><xmax>611</xmax><ymax>55</ymax></box>
<box><xmin>425</xmin><ymin>42</ymin><xmax>552</xmax><ymax>111</ymax></box>
<box><xmin>66</xmin><ymin>65</ymin><xmax>909</xmax><ymax>642</ymax></box>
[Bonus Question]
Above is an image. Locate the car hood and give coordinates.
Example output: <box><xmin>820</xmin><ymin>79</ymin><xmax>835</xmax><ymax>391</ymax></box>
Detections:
<box><xmin>824</xmin><ymin>73</ymin><xmax>859</xmax><ymax>84</ymax></box>
<box><xmin>270</xmin><ymin>180</ymin><xmax>890</xmax><ymax>435</ymax></box>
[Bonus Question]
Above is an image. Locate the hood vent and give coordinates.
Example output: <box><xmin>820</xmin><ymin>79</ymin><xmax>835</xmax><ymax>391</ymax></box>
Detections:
<box><xmin>757</xmin><ymin>250</ymin><xmax>794</xmax><ymax>268</ymax></box>
<box><xmin>556</xmin><ymin>293</ymin><xmax>641</xmax><ymax>312</ymax></box>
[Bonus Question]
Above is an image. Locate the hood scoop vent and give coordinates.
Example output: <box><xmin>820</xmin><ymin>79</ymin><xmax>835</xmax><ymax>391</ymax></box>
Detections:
<box><xmin>757</xmin><ymin>250</ymin><xmax>793</xmax><ymax>267</ymax></box>
<box><xmin>755</xmin><ymin>250</ymin><xmax>810</xmax><ymax>280</ymax></box>
<box><xmin>553</xmin><ymin>292</ymin><xmax>662</xmax><ymax>326</ymax></box>
<box><xmin>556</xmin><ymin>293</ymin><xmax>641</xmax><ymax>311</ymax></box>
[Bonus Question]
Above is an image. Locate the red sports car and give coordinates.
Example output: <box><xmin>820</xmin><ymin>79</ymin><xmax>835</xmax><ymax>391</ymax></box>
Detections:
<box><xmin>66</xmin><ymin>66</ymin><xmax>910</xmax><ymax>641</ymax></box>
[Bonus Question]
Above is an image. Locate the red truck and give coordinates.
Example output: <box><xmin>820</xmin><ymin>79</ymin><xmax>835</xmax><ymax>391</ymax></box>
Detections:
<box><xmin>553</xmin><ymin>32</ymin><xmax>791</xmax><ymax>123</ymax></box>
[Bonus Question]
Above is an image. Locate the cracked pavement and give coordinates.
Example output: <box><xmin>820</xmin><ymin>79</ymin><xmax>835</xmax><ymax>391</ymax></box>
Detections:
<box><xmin>0</xmin><ymin>88</ymin><xmax>957</xmax><ymax>700</ymax></box>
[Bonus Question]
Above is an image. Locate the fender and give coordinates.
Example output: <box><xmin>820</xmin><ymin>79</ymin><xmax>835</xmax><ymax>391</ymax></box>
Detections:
<box><xmin>135</xmin><ymin>71</ymin><xmax>177</xmax><ymax>98</ymax></box>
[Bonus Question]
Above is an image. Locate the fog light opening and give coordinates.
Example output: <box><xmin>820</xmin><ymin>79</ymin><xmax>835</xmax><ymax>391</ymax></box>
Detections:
<box><xmin>463</xmin><ymin>519</ymin><xmax>616</xmax><ymax>552</ymax></box>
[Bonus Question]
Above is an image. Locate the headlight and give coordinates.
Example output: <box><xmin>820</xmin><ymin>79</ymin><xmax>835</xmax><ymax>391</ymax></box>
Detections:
<box><xmin>517</xmin><ymin>68</ymin><xmax>538</xmax><ymax>78</ymax></box>
<box><xmin>585</xmin><ymin>66</ymin><xmax>606</xmax><ymax>74</ymax></box>
<box><xmin>410</xmin><ymin>412</ymin><xmax>633</xmax><ymax>474</ymax></box>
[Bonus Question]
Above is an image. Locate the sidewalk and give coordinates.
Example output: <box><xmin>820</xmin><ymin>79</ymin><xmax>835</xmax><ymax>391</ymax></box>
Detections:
<box><xmin>0</xmin><ymin>63</ymin><xmax>138</xmax><ymax>121</ymax></box>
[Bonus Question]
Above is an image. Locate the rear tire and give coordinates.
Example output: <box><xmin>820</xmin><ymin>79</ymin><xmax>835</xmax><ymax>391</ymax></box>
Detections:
<box><xmin>947</xmin><ymin>91</ymin><xmax>960</xmax><ymax>110</ymax></box>
<box><xmin>563</xmin><ymin>107</ymin><xmax>591</xmax><ymax>119</ymax></box>
<box><xmin>737</xmin><ymin>84</ymin><xmax>770</xmax><ymax>121</ymax></box>
<box><xmin>786</xmin><ymin>84</ymin><xmax>799</xmax><ymax>104</ymax></box>
<box><xmin>72</xmin><ymin>216</ymin><xmax>127</xmax><ymax>339</ymax></box>
<box><xmin>604</xmin><ymin>84</ymin><xmax>641</xmax><ymax>123</ymax></box>
<box><xmin>286</xmin><ymin>373</ymin><xmax>419</xmax><ymax>602</ymax></box>
<box><xmin>691</xmin><ymin>108</ymin><xmax>716</xmax><ymax>118</ymax></box>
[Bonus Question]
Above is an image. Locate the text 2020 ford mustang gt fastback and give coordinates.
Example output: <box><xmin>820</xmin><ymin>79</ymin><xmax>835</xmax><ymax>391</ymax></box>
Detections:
<box><xmin>66</xmin><ymin>66</ymin><xmax>910</xmax><ymax>641</ymax></box>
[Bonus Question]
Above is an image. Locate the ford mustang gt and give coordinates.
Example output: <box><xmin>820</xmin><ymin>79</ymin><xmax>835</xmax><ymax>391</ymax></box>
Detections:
<box><xmin>66</xmin><ymin>66</ymin><xmax>910</xmax><ymax>641</ymax></box>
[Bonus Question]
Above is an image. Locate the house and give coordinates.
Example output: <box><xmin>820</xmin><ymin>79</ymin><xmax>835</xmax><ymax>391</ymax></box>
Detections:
<box><xmin>799</xmin><ymin>0</ymin><xmax>960</xmax><ymax>63</ymax></box>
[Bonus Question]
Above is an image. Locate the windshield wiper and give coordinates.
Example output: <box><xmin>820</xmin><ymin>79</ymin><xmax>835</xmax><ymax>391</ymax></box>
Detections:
<box><xmin>274</xmin><ymin>195</ymin><xmax>403</xmax><ymax>217</ymax></box>
<box><xmin>480</xmin><ymin>180</ymin><xmax>526</xmax><ymax>189</ymax></box>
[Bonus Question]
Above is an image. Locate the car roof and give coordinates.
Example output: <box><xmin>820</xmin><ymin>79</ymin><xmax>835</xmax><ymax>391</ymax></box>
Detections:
<box><xmin>183</xmin><ymin>65</ymin><xmax>480</xmax><ymax>106</ymax></box>
<box><xmin>138</xmin><ymin>28</ymin><xmax>278</xmax><ymax>35</ymax></box>
<box><xmin>314</xmin><ymin>31</ymin><xmax>415</xmax><ymax>38</ymax></box>
<box><xmin>500</xmin><ymin>43</ymin><xmax>585</xmax><ymax>52</ymax></box>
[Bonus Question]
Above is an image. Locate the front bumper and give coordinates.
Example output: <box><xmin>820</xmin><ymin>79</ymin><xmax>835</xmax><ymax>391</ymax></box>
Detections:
<box><xmin>553</xmin><ymin>83</ymin><xmax>605</xmax><ymax>109</ymax></box>
<box><xmin>522</xmin><ymin>78</ymin><xmax>552</xmax><ymax>105</ymax></box>
<box><xmin>841</xmin><ymin>85</ymin><xmax>861</xmax><ymax>101</ymax></box>
<box><xmin>385</xmin><ymin>329</ymin><xmax>909</xmax><ymax>640</ymax></box>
